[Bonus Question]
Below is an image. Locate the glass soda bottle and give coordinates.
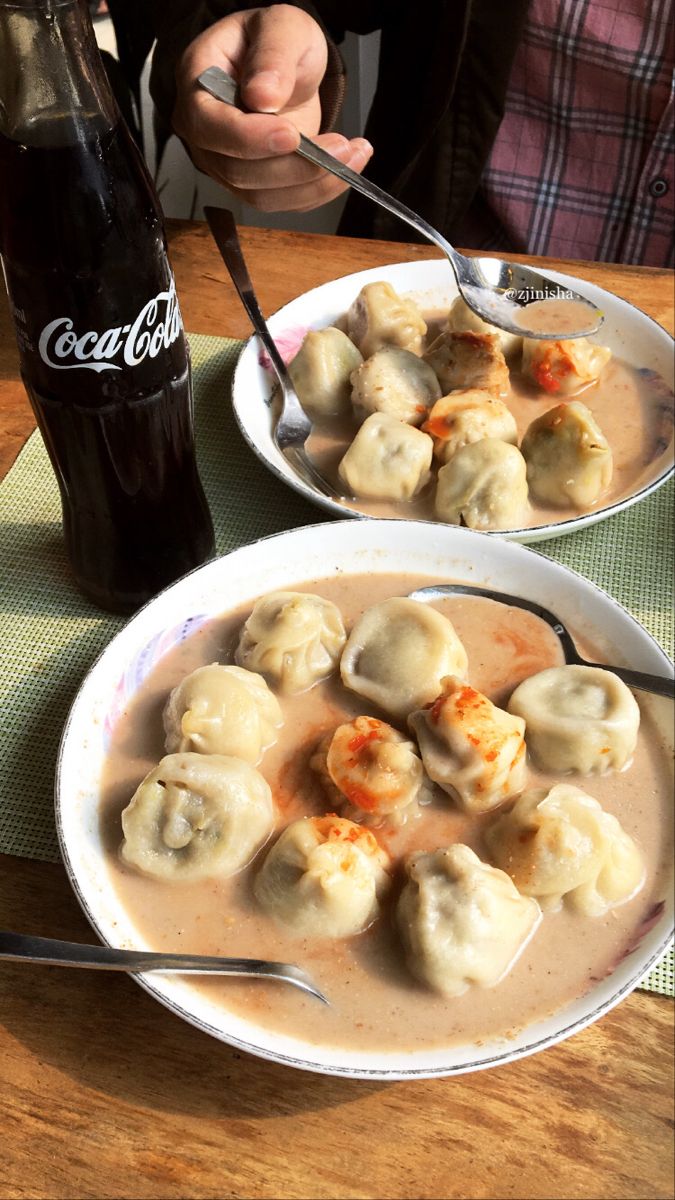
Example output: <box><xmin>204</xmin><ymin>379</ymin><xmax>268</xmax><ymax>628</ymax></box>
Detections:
<box><xmin>0</xmin><ymin>0</ymin><xmax>215</xmax><ymax>612</ymax></box>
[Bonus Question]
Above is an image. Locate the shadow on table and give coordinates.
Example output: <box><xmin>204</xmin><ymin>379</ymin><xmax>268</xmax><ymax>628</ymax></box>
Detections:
<box><xmin>0</xmin><ymin>885</ymin><xmax>387</xmax><ymax>1113</ymax></box>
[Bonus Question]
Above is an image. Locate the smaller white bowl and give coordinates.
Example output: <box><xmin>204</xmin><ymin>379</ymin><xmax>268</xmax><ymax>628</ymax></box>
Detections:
<box><xmin>232</xmin><ymin>260</ymin><xmax>674</xmax><ymax>542</ymax></box>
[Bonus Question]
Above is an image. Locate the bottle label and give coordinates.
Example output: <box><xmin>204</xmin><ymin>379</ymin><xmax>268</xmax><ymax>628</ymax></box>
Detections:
<box><xmin>36</xmin><ymin>278</ymin><xmax>183</xmax><ymax>373</ymax></box>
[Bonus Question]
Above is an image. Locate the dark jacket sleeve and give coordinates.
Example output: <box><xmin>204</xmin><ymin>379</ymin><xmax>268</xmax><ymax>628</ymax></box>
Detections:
<box><xmin>337</xmin><ymin>0</ymin><xmax>528</xmax><ymax>243</ymax></box>
<box><xmin>147</xmin><ymin>0</ymin><xmax>528</xmax><ymax>246</ymax></box>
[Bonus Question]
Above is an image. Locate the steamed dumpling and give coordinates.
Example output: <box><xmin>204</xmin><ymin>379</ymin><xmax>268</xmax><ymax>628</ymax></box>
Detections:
<box><xmin>310</xmin><ymin>715</ymin><xmax>429</xmax><ymax>826</ymax></box>
<box><xmin>522</xmin><ymin>337</ymin><xmax>611</xmax><ymax>395</ymax></box>
<box><xmin>423</xmin><ymin>330</ymin><xmax>510</xmax><ymax>396</ymax></box>
<box><xmin>288</xmin><ymin>326</ymin><xmax>363</xmax><ymax>419</ymax></box>
<box><xmin>396</xmin><ymin>845</ymin><xmax>541</xmax><ymax>996</ymax></box>
<box><xmin>435</xmin><ymin>438</ymin><xmax>529</xmax><ymax>530</ymax></box>
<box><xmin>521</xmin><ymin>400</ymin><xmax>613</xmax><ymax>508</ymax></box>
<box><xmin>485</xmin><ymin>784</ymin><xmax>645</xmax><ymax>915</ymax></box>
<box><xmin>341</xmin><ymin>597</ymin><xmax>468</xmax><ymax>720</ymax></box>
<box><xmin>446</xmin><ymin>295</ymin><xmax>523</xmax><ymax>358</ymax></box>
<box><xmin>408</xmin><ymin>676</ymin><xmax>526</xmax><ymax>812</ymax></box>
<box><xmin>254</xmin><ymin>815</ymin><xmax>391</xmax><ymax>937</ymax></box>
<box><xmin>346</xmin><ymin>281</ymin><xmax>427</xmax><ymax>358</ymax></box>
<box><xmin>163</xmin><ymin>664</ymin><xmax>282</xmax><ymax>764</ymax></box>
<box><xmin>350</xmin><ymin>346</ymin><xmax>441</xmax><ymax>426</ymax></box>
<box><xmin>338</xmin><ymin>412</ymin><xmax>433</xmax><ymax>500</ymax></box>
<box><xmin>507</xmin><ymin>665</ymin><xmax>640</xmax><ymax>773</ymax></box>
<box><xmin>422</xmin><ymin>389</ymin><xmax>518</xmax><ymax>464</ymax></box>
<box><xmin>236</xmin><ymin>591</ymin><xmax>346</xmax><ymax>695</ymax></box>
<box><xmin>120</xmin><ymin>753</ymin><xmax>274</xmax><ymax>881</ymax></box>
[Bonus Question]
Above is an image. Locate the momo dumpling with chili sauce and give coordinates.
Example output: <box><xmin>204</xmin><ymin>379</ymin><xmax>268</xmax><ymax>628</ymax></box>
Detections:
<box><xmin>408</xmin><ymin>676</ymin><xmax>526</xmax><ymax>812</ymax></box>
<box><xmin>521</xmin><ymin>400</ymin><xmax>613</xmax><ymax>508</ymax></box>
<box><xmin>288</xmin><ymin>326</ymin><xmax>363</xmax><ymax>419</ymax></box>
<box><xmin>340</xmin><ymin>597</ymin><xmax>468</xmax><ymax>720</ymax></box>
<box><xmin>346</xmin><ymin>280</ymin><xmax>427</xmax><ymax>358</ymax></box>
<box><xmin>507</xmin><ymin>665</ymin><xmax>640</xmax><ymax>774</ymax></box>
<box><xmin>396</xmin><ymin>845</ymin><xmax>542</xmax><ymax>996</ymax></box>
<box><xmin>254</xmin><ymin>815</ymin><xmax>391</xmax><ymax>938</ymax></box>
<box><xmin>338</xmin><ymin>412</ymin><xmax>433</xmax><ymax>501</ymax></box>
<box><xmin>486</xmin><ymin>783</ymin><xmax>645</xmax><ymax>916</ymax></box>
<box><xmin>350</xmin><ymin>346</ymin><xmax>441</xmax><ymax>426</ymax></box>
<box><xmin>435</xmin><ymin>438</ymin><xmax>529</xmax><ymax>530</ymax></box>
<box><xmin>120</xmin><ymin>753</ymin><xmax>274</xmax><ymax>882</ymax></box>
<box><xmin>422</xmin><ymin>389</ymin><xmax>518</xmax><ymax>464</ymax></box>
<box><xmin>163</xmin><ymin>664</ymin><xmax>282</xmax><ymax>764</ymax></box>
<box><xmin>236</xmin><ymin>591</ymin><xmax>346</xmax><ymax>695</ymax></box>
<box><xmin>311</xmin><ymin>715</ymin><xmax>429</xmax><ymax>827</ymax></box>
<box><xmin>522</xmin><ymin>337</ymin><xmax>611</xmax><ymax>395</ymax></box>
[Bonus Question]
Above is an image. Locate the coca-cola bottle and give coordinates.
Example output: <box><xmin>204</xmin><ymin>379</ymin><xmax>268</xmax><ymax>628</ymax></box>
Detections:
<box><xmin>0</xmin><ymin>0</ymin><xmax>215</xmax><ymax>612</ymax></box>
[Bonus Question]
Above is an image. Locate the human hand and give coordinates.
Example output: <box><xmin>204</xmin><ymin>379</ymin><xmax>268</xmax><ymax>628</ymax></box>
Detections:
<box><xmin>173</xmin><ymin>4</ymin><xmax>373</xmax><ymax>212</ymax></box>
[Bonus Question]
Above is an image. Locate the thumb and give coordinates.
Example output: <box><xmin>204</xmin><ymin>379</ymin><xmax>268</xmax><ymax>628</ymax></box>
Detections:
<box><xmin>239</xmin><ymin>5</ymin><xmax>328</xmax><ymax>114</ymax></box>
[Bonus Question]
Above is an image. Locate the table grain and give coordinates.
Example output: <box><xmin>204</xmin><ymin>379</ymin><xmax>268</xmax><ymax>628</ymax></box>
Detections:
<box><xmin>0</xmin><ymin>221</ymin><xmax>673</xmax><ymax>1200</ymax></box>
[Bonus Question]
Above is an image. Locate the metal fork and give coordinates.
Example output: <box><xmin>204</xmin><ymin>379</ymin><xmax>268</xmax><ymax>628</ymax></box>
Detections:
<box><xmin>204</xmin><ymin>206</ymin><xmax>340</xmax><ymax>501</ymax></box>
<box><xmin>408</xmin><ymin>583</ymin><xmax>674</xmax><ymax>698</ymax></box>
<box><xmin>0</xmin><ymin>930</ymin><xmax>328</xmax><ymax>1002</ymax></box>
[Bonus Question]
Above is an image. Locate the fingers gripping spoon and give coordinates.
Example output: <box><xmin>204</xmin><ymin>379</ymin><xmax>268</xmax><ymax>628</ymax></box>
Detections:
<box><xmin>198</xmin><ymin>66</ymin><xmax>604</xmax><ymax>341</ymax></box>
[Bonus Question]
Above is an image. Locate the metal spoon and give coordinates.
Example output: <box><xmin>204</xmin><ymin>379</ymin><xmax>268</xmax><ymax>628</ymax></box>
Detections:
<box><xmin>198</xmin><ymin>67</ymin><xmax>603</xmax><ymax>341</ymax></box>
<box><xmin>204</xmin><ymin>205</ymin><xmax>341</xmax><ymax>502</ymax></box>
<box><xmin>0</xmin><ymin>930</ymin><xmax>328</xmax><ymax>1003</ymax></box>
<box><xmin>408</xmin><ymin>583</ymin><xmax>674</xmax><ymax>699</ymax></box>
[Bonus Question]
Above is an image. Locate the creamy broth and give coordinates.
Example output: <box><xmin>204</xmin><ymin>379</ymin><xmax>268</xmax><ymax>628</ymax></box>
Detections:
<box><xmin>295</xmin><ymin>296</ymin><xmax>674</xmax><ymax>529</ymax></box>
<box><xmin>303</xmin><ymin>358</ymin><xmax>673</xmax><ymax>527</ymax></box>
<box><xmin>100</xmin><ymin>574</ymin><xmax>673</xmax><ymax>1053</ymax></box>
<box><xmin>515</xmin><ymin>298</ymin><xmax>598</xmax><ymax>335</ymax></box>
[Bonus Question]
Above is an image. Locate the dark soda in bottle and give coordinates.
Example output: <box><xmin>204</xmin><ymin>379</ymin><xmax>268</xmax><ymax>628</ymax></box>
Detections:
<box><xmin>0</xmin><ymin>0</ymin><xmax>214</xmax><ymax>612</ymax></box>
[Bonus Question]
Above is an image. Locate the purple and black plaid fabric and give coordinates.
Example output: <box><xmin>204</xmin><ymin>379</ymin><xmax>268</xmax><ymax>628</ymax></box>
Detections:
<box><xmin>458</xmin><ymin>0</ymin><xmax>674</xmax><ymax>266</ymax></box>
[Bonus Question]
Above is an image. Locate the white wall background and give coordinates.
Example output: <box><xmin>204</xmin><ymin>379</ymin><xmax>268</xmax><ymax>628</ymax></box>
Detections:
<box><xmin>95</xmin><ymin>16</ymin><xmax>380</xmax><ymax>232</ymax></box>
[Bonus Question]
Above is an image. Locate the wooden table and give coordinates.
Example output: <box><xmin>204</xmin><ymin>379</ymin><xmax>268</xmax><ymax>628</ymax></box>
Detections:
<box><xmin>0</xmin><ymin>223</ymin><xmax>673</xmax><ymax>1200</ymax></box>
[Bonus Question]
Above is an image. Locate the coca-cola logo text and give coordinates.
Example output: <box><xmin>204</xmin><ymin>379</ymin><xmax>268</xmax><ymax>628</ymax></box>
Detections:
<box><xmin>37</xmin><ymin>282</ymin><xmax>182</xmax><ymax>373</ymax></box>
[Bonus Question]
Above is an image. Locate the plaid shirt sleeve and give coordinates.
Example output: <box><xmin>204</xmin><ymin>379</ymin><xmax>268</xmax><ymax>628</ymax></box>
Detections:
<box><xmin>457</xmin><ymin>0</ymin><xmax>674</xmax><ymax>267</ymax></box>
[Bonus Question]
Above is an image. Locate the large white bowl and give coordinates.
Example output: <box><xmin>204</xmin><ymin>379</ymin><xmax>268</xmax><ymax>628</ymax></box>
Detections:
<box><xmin>56</xmin><ymin>521</ymin><xmax>674</xmax><ymax>1079</ymax></box>
<box><xmin>231</xmin><ymin>260</ymin><xmax>674</xmax><ymax>542</ymax></box>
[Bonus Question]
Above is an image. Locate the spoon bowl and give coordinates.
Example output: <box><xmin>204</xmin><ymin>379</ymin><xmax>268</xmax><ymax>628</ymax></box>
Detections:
<box><xmin>408</xmin><ymin>583</ymin><xmax>674</xmax><ymax>698</ymax></box>
<box><xmin>198</xmin><ymin>67</ymin><xmax>604</xmax><ymax>341</ymax></box>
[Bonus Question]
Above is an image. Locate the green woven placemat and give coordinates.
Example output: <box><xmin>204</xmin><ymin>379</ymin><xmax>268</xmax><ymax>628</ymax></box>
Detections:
<box><xmin>0</xmin><ymin>331</ymin><xmax>672</xmax><ymax>996</ymax></box>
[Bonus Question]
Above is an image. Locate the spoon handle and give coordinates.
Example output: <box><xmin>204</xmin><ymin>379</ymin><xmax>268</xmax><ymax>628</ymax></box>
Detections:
<box><xmin>0</xmin><ymin>930</ymin><xmax>278</xmax><ymax>973</ymax></box>
<box><xmin>0</xmin><ymin>931</ymin><xmax>328</xmax><ymax>1001</ymax></box>
<box><xmin>409</xmin><ymin>584</ymin><xmax>674</xmax><ymax>699</ymax></box>
<box><xmin>294</xmin><ymin>133</ymin><xmax>459</xmax><ymax>266</ymax></box>
<box><xmin>196</xmin><ymin>66</ymin><xmax>460</xmax><ymax>269</ymax></box>
<box><xmin>572</xmin><ymin>659</ymin><xmax>675</xmax><ymax>699</ymax></box>
<box><xmin>203</xmin><ymin>206</ymin><xmax>289</xmax><ymax>384</ymax></box>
